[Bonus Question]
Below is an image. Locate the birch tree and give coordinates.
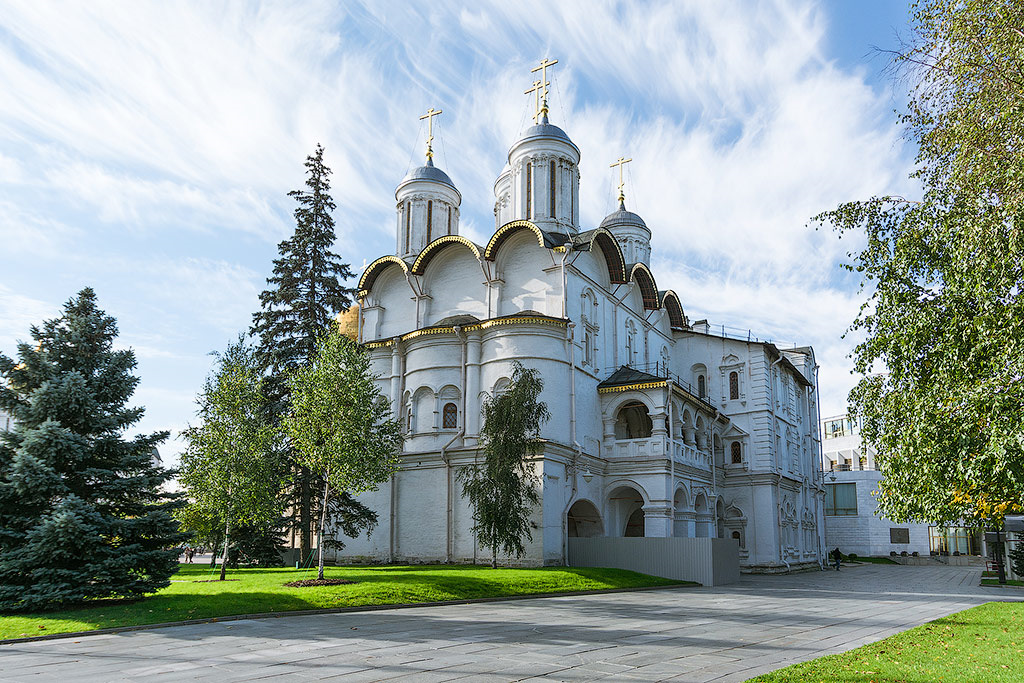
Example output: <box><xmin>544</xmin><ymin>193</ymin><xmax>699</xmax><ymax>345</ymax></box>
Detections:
<box><xmin>180</xmin><ymin>340</ymin><xmax>280</xmax><ymax>581</ymax></box>
<box><xmin>284</xmin><ymin>332</ymin><xmax>402</xmax><ymax>580</ymax></box>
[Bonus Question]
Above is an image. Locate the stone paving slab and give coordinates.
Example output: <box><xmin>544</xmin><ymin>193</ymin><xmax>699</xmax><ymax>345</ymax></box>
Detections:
<box><xmin>1</xmin><ymin>564</ymin><xmax>1019</xmax><ymax>682</ymax></box>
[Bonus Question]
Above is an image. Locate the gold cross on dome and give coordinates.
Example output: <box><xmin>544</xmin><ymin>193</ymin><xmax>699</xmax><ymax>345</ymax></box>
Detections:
<box><xmin>419</xmin><ymin>107</ymin><xmax>442</xmax><ymax>160</ymax></box>
<box><xmin>524</xmin><ymin>80</ymin><xmax>546</xmax><ymax>123</ymax></box>
<box><xmin>610</xmin><ymin>156</ymin><xmax>632</xmax><ymax>204</ymax></box>
<box><xmin>530</xmin><ymin>57</ymin><xmax>558</xmax><ymax>115</ymax></box>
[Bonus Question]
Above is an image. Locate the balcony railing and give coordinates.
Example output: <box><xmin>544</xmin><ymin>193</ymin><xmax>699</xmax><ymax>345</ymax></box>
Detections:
<box><xmin>609</xmin><ymin>437</ymin><xmax>713</xmax><ymax>470</ymax></box>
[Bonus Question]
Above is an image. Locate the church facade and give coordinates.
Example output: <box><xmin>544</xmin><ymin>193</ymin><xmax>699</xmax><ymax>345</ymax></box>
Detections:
<box><xmin>340</xmin><ymin>72</ymin><xmax>827</xmax><ymax>573</ymax></box>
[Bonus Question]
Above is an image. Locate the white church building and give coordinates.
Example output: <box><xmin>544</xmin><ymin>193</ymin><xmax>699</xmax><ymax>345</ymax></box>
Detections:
<box><xmin>340</xmin><ymin>65</ymin><xmax>827</xmax><ymax>573</ymax></box>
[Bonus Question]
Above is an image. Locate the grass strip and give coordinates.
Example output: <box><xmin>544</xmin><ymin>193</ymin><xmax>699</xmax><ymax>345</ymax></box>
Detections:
<box><xmin>0</xmin><ymin>564</ymin><xmax>686</xmax><ymax>641</ymax></box>
<box><xmin>748</xmin><ymin>601</ymin><xmax>1024</xmax><ymax>682</ymax></box>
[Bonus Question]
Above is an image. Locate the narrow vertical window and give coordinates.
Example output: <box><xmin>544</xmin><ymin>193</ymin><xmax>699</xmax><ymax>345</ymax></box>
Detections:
<box><xmin>404</xmin><ymin>202</ymin><xmax>411</xmax><ymax>251</ymax></box>
<box><xmin>526</xmin><ymin>162</ymin><xmax>532</xmax><ymax>218</ymax></box>
<box><xmin>729</xmin><ymin>371</ymin><xmax>739</xmax><ymax>400</ymax></box>
<box><xmin>447</xmin><ymin>206</ymin><xmax>452</xmax><ymax>235</ymax></box>
<box><xmin>549</xmin><ymin>160</ymin><xmax>556</xmax><ymax>218</ymax></box>
<box><xmin>426</xmin><ymin>200</ymin><xmax>433</xmax><ymax>242</ymax></box>
<box><xmin>697</xmin><ymin>375</ymin><xmax>706</xmax><ymax>399</ymax></box>
<box><xmin>570</xmin><ymin>169</ymin><xmax>575</xmax><ymax>224</ymax></box>
<box><xmin>731</xmin><ymin>442</ymin><xmax>742</xmax><ymax>464</ymax></box>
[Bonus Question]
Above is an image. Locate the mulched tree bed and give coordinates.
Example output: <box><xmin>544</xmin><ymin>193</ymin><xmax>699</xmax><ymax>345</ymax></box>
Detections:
<box><xmin>283</xmin><ymin>578</ymin><xmax>355</xmax><ymax>588</ymax></box>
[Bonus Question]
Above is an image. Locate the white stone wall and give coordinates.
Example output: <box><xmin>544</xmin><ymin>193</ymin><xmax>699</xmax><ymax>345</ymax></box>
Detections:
<box><xmin>823</xmin><ymin>471</ymin><xmax>931</xmax><ymax>557</ymax></box>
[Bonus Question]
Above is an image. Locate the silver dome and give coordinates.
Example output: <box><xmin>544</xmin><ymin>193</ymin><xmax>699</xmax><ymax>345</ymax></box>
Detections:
<box><xmin>599</xmin><ymin>201</ymin><xmax>649</xmax><ymax>232</ymax></box>
<box><xmin>398</xmin><ymin>158</ymin><xmax>457</xmax><ymax>190</ymax></box>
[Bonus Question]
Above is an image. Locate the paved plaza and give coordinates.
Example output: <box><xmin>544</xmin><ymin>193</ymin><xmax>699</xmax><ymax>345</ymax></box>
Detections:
<box><xmin>1</xmin><ymin>564</ymin><xmax>1017</xmax><ymax>682</ymax></box>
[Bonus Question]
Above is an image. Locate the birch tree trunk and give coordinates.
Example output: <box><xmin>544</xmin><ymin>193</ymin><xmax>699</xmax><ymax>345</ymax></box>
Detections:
<box><xmin>317</xmin><ymin>475</ymin><xmax>330</xmax><ymax>580</ymax></box>
<box><xmin>219</xmin><ymin>516</ymin><xmax>231</xmax><ymax>581</ymax></box>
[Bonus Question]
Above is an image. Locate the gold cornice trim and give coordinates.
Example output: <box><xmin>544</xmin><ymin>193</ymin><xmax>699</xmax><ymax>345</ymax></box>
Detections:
<box><xmin>363</xmin><ymin>316</ymin><xmax>568</xmax><ymax>348</ymax></box>
<box><xmin>598</xmin><ymin>380</ymin><xmax>668</xmax><ymax>394</ymax></box>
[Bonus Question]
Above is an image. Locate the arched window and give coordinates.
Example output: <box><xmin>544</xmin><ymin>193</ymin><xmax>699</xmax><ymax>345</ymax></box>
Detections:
<box><xmin>697</xmin><ymin>375</ymin><xmax>706</xmax><ymax>399</ymax></box>
<box><xmin>729</xmin><ymin>371</ymin><xmax>739</xmax><ymax>400</ymax></box>
<box><xmin>549</xmin><ymin>160</ymin><xmax>557</xmax><ymax>218</ymax></box>
<box><xmin>731</xmin><ymin>442</ymin><xmax>742</xmax><ymax>464</ymax></box>
<box><xmin>525</xmin><ymin>162</ymin><xmax>533</xmax><ymax>218</ymax></box>
<box><xmin>731</xmin><ymin>530</ymin><xmax>743</xmax><ymax>548</ymax></box>
<box><xmin>406</xmin><ymin>407</ymin><xmax>413</xmax><ymax>432</ymax></box>
<box><xmin>614</xmin><ymin>401</ymin><xmax>653</xmax><ymax>439</ymax></box>
<box><xmin>426</xmin><ymin>200</ymin><xmax>433</xmax><ymax>242</ymax></box>
<box><xmin>442</xmin><ymin>402</ymin><xmax>458</xmax><ymax>429</ymax></box>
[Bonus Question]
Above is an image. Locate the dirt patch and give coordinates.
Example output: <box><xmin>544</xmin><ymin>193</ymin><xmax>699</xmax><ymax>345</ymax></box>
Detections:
<box><xmin>283</xmin><ymin>578</ymin><xmax>355</xmax><ymax>588</ymax></box>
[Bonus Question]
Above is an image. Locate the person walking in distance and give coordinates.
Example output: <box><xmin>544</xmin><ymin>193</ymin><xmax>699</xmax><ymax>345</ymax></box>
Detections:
<box><xmin>831</xmin><ymin>547</ymin><xmax>842</xmax><ymax>571</ymax></box>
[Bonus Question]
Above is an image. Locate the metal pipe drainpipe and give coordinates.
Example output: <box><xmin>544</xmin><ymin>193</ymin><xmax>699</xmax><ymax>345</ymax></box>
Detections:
<box><xmin>813</xmin><ymin>363</ymin><xmax>825</xmax><ymax>570</ymax></box>
<box><xmin>440</xmin><ymin>326</ymin><xmax>468</xmax><ymax>564</ymax></box>
<box><xmin>770</xmin><ymin>355</ymin><xmax>787</xmax><ymax>571</ymax></box>
<box><xmin>561</xmin><ymin>320</ymin><xmax>583</xmax><ymax>565</ymax></box>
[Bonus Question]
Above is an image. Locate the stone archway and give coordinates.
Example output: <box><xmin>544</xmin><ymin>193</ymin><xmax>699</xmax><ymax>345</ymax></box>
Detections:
<box><xmin>608</xmin><ymin>485</ymin><xmax>645</xmax><ymax>537</ymax></box>
<box><xmin>567</xmin><ymin>500</ymin><xmax>603</xmax><ymax>538</ymax></box>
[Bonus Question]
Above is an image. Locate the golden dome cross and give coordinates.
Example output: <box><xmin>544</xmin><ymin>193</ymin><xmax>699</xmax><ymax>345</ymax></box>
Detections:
<box><xmin>419</xmin><ymin>107</ymin><xmax>442</xmax><ymax>161</ymax></box>
<box><xmin>610</xmin><ymin>156</ymin><xmax>632</xmax><ymax>204</ymax></box>
<box><xmin>530</xmin><ymin>57</ymin><xmax>558</xmax><ymax>117</ymax></box>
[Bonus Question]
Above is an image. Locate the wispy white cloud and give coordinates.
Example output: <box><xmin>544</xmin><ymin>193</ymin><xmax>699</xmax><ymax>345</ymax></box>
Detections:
<box><xmin>0</xmin><ymin>0</ymin><xmax>912</xmax><ymax>424</ymax></box>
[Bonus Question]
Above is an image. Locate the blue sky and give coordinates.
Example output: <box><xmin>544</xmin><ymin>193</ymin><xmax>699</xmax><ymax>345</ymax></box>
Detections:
<box><xmin>0</xmin><ymin>1</ymin><xmax>915</xmax><ymax>467</ymax></box>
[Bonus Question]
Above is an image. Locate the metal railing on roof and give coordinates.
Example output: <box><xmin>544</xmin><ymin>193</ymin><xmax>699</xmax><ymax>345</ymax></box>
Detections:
<box><xmin>690</xmin><ymin>322</ymin><xmax>798</xmax><ymax>349</ymax></box>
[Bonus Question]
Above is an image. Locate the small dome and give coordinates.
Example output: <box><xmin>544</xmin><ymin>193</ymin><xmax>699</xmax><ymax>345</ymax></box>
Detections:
<box><xmin>397</xmin><ymin>158</ymin><xmax>457</xmax><ymax>192</ymax></box>
<box><xmin>510</xmin><ymin>120</ymin><xmax>580</xmax><ymax>157</ymax></box>
<box><xmin>600</xmin><ymin>201</ymin><xmax>649</xmax><ymax>233</ymax></box>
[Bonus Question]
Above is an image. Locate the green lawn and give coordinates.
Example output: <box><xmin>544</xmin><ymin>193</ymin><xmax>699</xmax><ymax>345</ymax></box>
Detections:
<box><xmin>748</xmin><ymin>601</ymin><xmax>1024</xmax><ymax>682</ymax></box>
<box><xmin>0</xmin><ymin>564</ymin><xmax>685</xmax><ymax>641</ymax></box>
<box><xmin>981</xmin><ymin>578</ymin><xmax>1024</xmax><ymax>587</ymax></box>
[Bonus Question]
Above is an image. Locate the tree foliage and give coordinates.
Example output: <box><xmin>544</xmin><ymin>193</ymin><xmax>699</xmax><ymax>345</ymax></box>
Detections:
<box><xmin>284</xmin><ymin>331</ymin><xmax>402</xmax><ymax>579</ymax></box>
<box><xmin>179</xmin><ymin>339</ymin><xmax>281</xmax><ymax>579</ymax></box>
<box><xmin>459</xmin><ymin>362</ymin><xmax>549</xmax><ymax>568</ymax></box>
<box><xmin>0</xmin><ymin>288</ymin><xmax>185</xmax><ymax>611</ymax></box>
<box><xmin>250</xmin><ymin>143</ymin><xmax>358</xmax><ymax>557</ymax></box>
<box><xmin>818</xmin><ymin>0</ymin><xmax>1023</xmax><ymax>525</ymax></box>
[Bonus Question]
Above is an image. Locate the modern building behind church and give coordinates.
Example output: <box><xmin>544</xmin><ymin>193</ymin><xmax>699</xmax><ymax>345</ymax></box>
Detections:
<box><xmin>338</xmin><ymin>63</ymin><xmax>827</xmax><ymax>573</ymax></box>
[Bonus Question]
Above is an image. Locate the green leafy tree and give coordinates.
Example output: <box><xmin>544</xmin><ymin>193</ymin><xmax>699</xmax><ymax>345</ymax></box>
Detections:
<box><xmin>818</xmin><ymin>0</ymin><xmax>1023</xmax><ymax>526</ymax></box>
<box><xmin>180</xmin><ymin>339</ymin><xmax>281</xmax><ymax>580</ymax></box>
<box><xmin>251</xmin><ymin>143</ymin><xmax>361</xmax><ymax>559</ymax></box>
<box><xmin>284</xmin><ymin>332</ymin><xmax>402</xmax><ymax>579</ymax></box>
<box><xmin>0</xmin><ymin>288</ymin><xmax>185</xmax><ymax>612</ymax></box>
<box><xmin>459</xmin><ymin>362</ymin><xmax>549</xmax><ymax>568</ymax></box>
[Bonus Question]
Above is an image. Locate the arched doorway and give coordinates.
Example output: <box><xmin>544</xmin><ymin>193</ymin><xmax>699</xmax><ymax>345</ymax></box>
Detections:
<box><xmin>614</xmin><ymin>402</ymin><xmax>653</xmax><ymax>439</ymax></box>
<box><xmin>608</xmin><ymin>485</ymin><xmax>645</xmax><ymax>537</ymax></box>
<box><xmin>567</xmin><ymin>500</ymin><xmax>603</xmax><ymax>538</ymax></box>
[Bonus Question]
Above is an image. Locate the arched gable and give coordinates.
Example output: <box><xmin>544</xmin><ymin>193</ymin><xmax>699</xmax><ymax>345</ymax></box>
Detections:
<box><xmin>484</xmin><ymin>219</ymin><xmax>549</xmax><ymax>260</ymax></box>
<box><xmin>576</xmin><ymin>228</ymin><xmax>627</xmax><ymax>284</ymax></box>
<box><xmin>411</xmin><ymin>235</ymin><xmax>482</xmax><ymax>275</ymax></box>
<box><xmin>660</xmin><ymin>290</ymin><xmax>687</xmax><ymax>329</ymax></box>
<box><xmin>358</xmin><ymin>255</ymin><xmax>409</xmax><ymax>295</ymax></box>
<box><xmin>629</xmin><ymin>263</ymin><xmax>660</xmax><ymax>310</ymax></box>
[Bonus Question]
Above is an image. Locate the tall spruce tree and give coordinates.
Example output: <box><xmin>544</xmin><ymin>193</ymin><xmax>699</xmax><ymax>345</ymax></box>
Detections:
<box><xmin>251</xmin><ymin>144</ymin><xmax>369</xmax><ymax>559</ymax></box>
<box><xmin>0</xmin><ymin>288</ymin><xmax>185</xmax><ymax>612</ymax></box>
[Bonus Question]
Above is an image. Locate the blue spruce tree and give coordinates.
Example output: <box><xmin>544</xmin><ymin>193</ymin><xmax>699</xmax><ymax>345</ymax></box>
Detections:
<box><xmin>0</xmin><ymin>288</ymin><xmax>185</xmax><ymax>612</ymax></box>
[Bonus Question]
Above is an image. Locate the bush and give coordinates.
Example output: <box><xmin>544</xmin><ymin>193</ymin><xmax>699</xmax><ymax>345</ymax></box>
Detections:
<box><xmin>901</xmin><ymin>550</ymin><xmax>908</xmax><ymax>556</ymax></box>
<box><xmin>912</xmin><ymin>551</ymin><xmax>919</xmax><ymax>557</ymax></box>
<box><xmin>890</xmin><ymin>551</ymin><xmax>898</xmax><ymax>556</ymax></box>
<box><xmin>849</xmin><ymin>553</ymin><xmax>858</xmax><ymax>559</ymax></box>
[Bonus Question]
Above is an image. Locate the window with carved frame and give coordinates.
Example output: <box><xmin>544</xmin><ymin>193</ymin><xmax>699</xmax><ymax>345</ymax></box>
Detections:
<box><xmin>442</xmin><ymin>402</ymin><xmax>458</xmax><ymax>429</ymax></box>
